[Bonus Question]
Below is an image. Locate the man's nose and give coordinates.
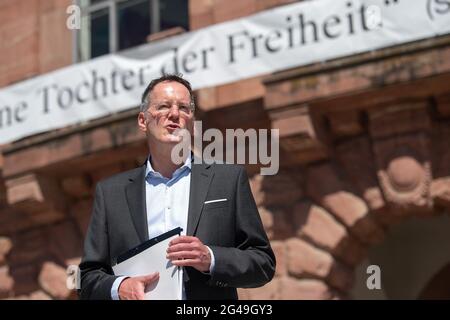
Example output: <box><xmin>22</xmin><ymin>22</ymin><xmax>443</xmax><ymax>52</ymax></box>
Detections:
<box><xmin>168</xmin><ymin>105</ymin><xmax>180</xmax><ymax>119</ymax></box>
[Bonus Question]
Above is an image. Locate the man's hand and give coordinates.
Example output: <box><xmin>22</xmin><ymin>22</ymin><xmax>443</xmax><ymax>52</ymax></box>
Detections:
<box><xmin>166</xmin><ymin>236</ymin><xmax>211</xmax><ymax>273</ymax></box>
<box><xmin>118</xmin><ymin>272</ymin><xmax>159</xmax><ymax>300</ymax></box>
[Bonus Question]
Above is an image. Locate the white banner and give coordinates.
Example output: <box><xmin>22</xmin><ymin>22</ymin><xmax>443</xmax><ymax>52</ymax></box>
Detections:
<box><xmin>0</xmin><ymin>0</ymin><xmax>449</xmax><ymax>144</ymax></box>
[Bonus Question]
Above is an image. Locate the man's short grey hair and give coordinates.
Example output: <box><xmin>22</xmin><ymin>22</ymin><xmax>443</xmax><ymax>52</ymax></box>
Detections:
<box><xmin>140</xmin><ymin>73</ymin><xmax>196</xmax><ymax>113</ymax></box>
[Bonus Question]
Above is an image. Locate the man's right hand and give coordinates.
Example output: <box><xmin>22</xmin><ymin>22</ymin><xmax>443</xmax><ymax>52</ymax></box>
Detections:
<box><xmin>118</xmin><ymin>272</ymin><xmax>159</xmax><ymax>300</ymax></box>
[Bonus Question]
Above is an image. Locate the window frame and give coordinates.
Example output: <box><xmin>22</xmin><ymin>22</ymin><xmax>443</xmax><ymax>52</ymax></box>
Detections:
<box><xmin>73</xmin><ymin>0</ymin><xmax>162</xmax><ymax>62</ymax></box>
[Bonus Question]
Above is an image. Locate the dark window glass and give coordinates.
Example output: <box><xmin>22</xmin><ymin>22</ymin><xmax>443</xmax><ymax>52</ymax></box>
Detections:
<box><xmin>118</xmin><ymin>0</ymin><xmax>151</xmax><ymax>50</ymax></box>
<box><xmin>159</xmin><ymin>0</ymin><xmax>189</xmax><ymax>31</ymax></box>
<box><xmin>91</xmin><ymin>8</ymin><xmax>110</xmax><ymax>58</ymax></box>
<box><xmin>78</xmin><ymin>0</ymin><xmax>190</xmax><ymax>61</ymax></box>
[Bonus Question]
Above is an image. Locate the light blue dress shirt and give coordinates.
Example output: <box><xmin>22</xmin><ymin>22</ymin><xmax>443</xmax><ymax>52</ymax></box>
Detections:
<box><xmin>111</xmin><ymin>155</ymin><xmax>215</xmax><ymax>300</ymax></box>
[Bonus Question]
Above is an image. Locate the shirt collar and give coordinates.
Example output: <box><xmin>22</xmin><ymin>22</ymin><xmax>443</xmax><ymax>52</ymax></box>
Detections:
<box><xmin>145</xmin><ymin>154</ymin><xmax>192</xmax><ymax>180</ymax></box>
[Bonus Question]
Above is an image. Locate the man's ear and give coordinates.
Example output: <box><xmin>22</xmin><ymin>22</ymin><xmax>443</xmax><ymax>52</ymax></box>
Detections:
<box><xmin>138</xmin><ymin>112</ymin><xmax>147</xmax><ymax>133</ymax></box>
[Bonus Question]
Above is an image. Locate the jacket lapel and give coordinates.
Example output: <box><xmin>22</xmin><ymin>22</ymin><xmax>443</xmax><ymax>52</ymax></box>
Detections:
<box><xmin>187</xmin><ymin>162</ymin><xmax>214</xmax><ymax>236</ymax></box>
<box><xmin>125</xmin><ymin>166</ymin><xmax>149</xmax><ymax>243</ymax></box>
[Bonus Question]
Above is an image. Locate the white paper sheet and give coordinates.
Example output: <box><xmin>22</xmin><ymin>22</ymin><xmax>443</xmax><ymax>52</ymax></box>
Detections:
<box><xmin>112</xmin><ymin>233</ymin><xmax>182</xmax><ymax>300</ymax></box>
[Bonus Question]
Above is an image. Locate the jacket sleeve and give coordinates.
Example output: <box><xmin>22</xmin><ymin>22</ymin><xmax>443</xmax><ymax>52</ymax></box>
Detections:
<box><xmin>78</xmin><ymin>182</ymin><xmax>120</xmax><ymax>300</ymax></box>
<box><xmin>208</xmin><ymin>166</ymin><xmax>276</xmax><ymax>288</ymax></box>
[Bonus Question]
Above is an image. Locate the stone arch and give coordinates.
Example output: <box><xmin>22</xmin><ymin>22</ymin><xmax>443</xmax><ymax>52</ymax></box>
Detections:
<box><xmin>240</xmin><ymin>159</ymin><xmax>450</xmax><ymax>299</ymax></box>
<box><xmin>240</xmin><ymin>98</ymin><xmax>450</xmax><ymax>300</ymax></box>
<box><xmin>239</xmin><ymin>166</ymin><xmax>380</xmax><ymax>299</ymax></box>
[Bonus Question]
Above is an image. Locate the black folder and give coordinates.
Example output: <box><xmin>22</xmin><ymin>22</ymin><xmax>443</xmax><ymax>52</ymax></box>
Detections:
<box><xmin>116</xmin><ymin>227</ymin><xmax>183</xmax><ymax>264</ymax></box>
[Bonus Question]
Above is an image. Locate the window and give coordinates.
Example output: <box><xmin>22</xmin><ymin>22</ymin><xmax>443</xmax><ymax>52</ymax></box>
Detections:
<box><xmin>75</xmin><ymin>0</ymin><xmax>189</xmax><ymax>61</ymax></box>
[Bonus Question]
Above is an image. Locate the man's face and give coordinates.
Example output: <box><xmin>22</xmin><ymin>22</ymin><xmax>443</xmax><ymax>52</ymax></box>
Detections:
<box><xmin>138</xmin><ymin>81</ymin><xmax>194</xmax><ymax>145</ymax></box>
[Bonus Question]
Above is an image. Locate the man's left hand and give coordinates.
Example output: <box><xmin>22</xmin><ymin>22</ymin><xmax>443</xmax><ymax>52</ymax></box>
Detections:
<box><xmin>166</xmin><ymin>236</ymin><xmax>211</xmax><ymax>273</ymax></box>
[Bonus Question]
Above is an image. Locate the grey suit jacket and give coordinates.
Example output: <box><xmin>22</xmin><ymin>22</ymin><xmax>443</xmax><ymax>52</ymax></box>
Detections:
<box><xmin>78</xmin><ymin>161</ymin><xmax>275</xmax><ymax>300</ymax></box>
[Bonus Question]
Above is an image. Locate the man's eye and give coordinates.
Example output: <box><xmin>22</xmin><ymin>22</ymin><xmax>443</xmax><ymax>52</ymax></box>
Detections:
<box><xmin>158</xmin><ymin>105</ymin><xmax>170</xmax><ymax>110</ymax></box>
<box><xmin>179</xmin><ymin>105</ymin><xmax>190</xmax><ymax>113</ymax></box>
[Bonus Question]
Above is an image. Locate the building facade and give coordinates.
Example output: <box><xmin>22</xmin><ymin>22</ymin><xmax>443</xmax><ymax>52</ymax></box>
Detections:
<box><xmin>1</xmin><ymin>0</ymin><xmax>450</xmax><ymax>300</ymax></box>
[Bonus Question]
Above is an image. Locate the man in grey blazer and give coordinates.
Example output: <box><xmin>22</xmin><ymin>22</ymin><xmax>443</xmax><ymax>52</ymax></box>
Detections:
<box><xmin>78</xmin><ymin>74</ymin><xmax>275</xmax><ymax>300</ymax></box>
